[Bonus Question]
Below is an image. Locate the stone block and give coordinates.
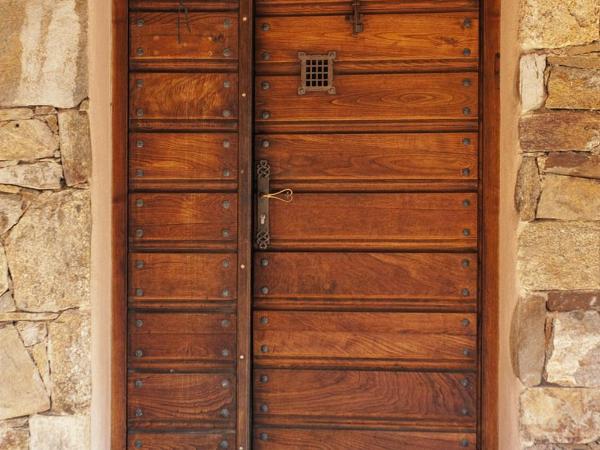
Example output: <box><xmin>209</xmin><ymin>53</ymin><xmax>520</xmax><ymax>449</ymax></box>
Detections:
<box><xmin>0</xmin><ymin>291</ymin><xmax>15</xmax><ymax>313</ymax></box>
<box><xmin>511</xmin><ymin>294</ymin><xmax>547</xmax><ymax>386</ymax></box>
<box><xmin>58</xmin><ymin>109</ymin><xmax>91</xmax><ymax>186</ymax></box>
<box><xmin>547</xmin><ymin>67</ymin><xmax>600</xmax><ymax>110</ymax></box>
<box><xmin>520</xmin><ymin>112</ymin><xmax>600</xmax><ymax>152</ymax></box>
<box><xmin>547</xmin><ymin>291</ymin><xmax>600</xmax><ymax>312</ymax></box>
<box><xmin>515</xmin><ymin>157</ymin><xmax>541</xmax><ymax>221</ymax></box>
<box><xmin>0</xmin><ymin>161</ymin><xmax>63</xmax><ymax>190</ymax></box>
<box><xmin>0</xmin><ymin>109</ymin><xmax>33</xmax><ymax>121</ymax></box>
<box><xmin>544</xmin><ymin>153</ymin><xmax>600</xmax><ymax>179</ymax></box>
<box><xmin>28</xmin><ymin>415</ymin><xmax>89</xmax><ymax>450</ymax></box>
<box><xmin>0</xmin><ymin>192</ymin><xmax>25</xmax><ymax>235</ymax></box>
<box><xmin>520</xmin><ymin>54</ymin><xmax>547</xmax><ymax>112</ymax></box>
<box><xmin>0</xmin><ymin>245</ymin><xmax>7</xmax><ymax>296</ymax></box>
<box><xmin>0</xmin><ymin>120</ymin><xmax>58</xmax><ymax>161</ymax></box>
<box><xmin>15</xmin><ymin>321</ymin><xmax>46</xmax><ymax>347</ymax></box>
<box><xmin>0</xmin><ymin>418</ymin><xmax>28</xmax><ymax>450</ymax></box>
<box><xmin>537</xmin><ymin>175</ymin><xmax>600</xmax><ymax>220</ymax></box>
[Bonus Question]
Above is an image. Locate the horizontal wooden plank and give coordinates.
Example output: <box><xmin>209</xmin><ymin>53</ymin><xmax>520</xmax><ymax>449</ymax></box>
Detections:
<box><xmin>128</xmin><ymin>432</ymin><xmax>235</xmax><ymax>450</ymax></box>
<box><xmin>253</xmin><ymin>429</ymin><xmax>476</xmax><ymax>449</ymax></box>
<box><xmin>129</xmin><ymin>193</ymin><xmax>237</xmax><ymax>250</ymax></box>
<box><xmin>253</xmin><ymin>311</ymin><xmax>476</xmax><ymax>369</ymax></box>
<box><xmin>256</xmin><ymin>13</ymin><xmax>478</xmax><ymax>70</ymax></box>
<box><xmin>256</xmin><ymin>133</ymin><xmax>478</xmax><ymax>191</ymax></box>
<box><xmin>253</xmin><ymin>369</ymin><xmax>476</xmax><ymax>428</ymax></box>
<box><xmin>254</xmin><ymin>252</ymin><xmax>477</xmax><ymax>311</ymax></box>
<box><xmin>129</xmin><ymin>133</ymin><xmax>238</xmax><ymax>191</ymax></box>
<box><xmin>255</xmin><ymin>73</ymin><xmax>478</xmax><ymax>127</ymax></box>
<box><xmin>129</xmin><ymin>253</ymin><xmax>236</xmax><ymax>305</ymax></box>
<box><xmin>129</xmin><ymin>312</ymin><xmax>236</xmax><ymax>368</ymax></box>
<box><xmin>265</xmin><ymin>193</ymin><xmax>477</xmax><ymax>250</ymax></box>
<box><xmin>130</xmin><ymin>12</ymin><xmax>238</xmax><ymax>67</ymax></box>
<box><xmin>130</xmin><ymin>0</ymin><xmax>238</xmax><ymax>11</ymax></box>
<box><xmin>129</xmin><ymin>73</ymin><xmax>237</xmax><ymax>122</ymax></box>
<box><xmin>128</xmin><ymin>373</ymin><xmax>235</xmax><ymax>425</ymax></box>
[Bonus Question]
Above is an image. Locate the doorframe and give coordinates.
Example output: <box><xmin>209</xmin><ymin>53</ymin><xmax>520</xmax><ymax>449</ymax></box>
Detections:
<box><xmin>110</xmin><ymin>1</ymin><xmax>501</xmax><ymax>448</ymax></box>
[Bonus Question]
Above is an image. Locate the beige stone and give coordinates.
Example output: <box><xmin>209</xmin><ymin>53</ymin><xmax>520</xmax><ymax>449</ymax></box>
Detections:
<box><xmin>520</xmin><ymin>112</ymin><xmax>600</xmax><ymax>152</ymax></box>
<box><xmin>0</xmin><ymin>161</ymin><xmax>63</xmax><ymax>190</ymax></box>
<box><xmin>0</xmin><ymin>192</ymin><xmax>25</xmax><ymax>235</ymax></box>
<box><xmin>544</xmin><ymin>153</ymin><xmax>600</xmax><ymax>179</ymax></box>
<box><xmin>58</xmin><ymin>109</ymin><xmax>91</xmax><ymax>186</ymax></box>
<box><xmin>0</xmin><ymin>325</ymin><xmax>49</xmax><ymax>419</ymax></box>
<box><xmin>34</xmin><ymin>106</ymin><xmax>56</xmax><ymax>116</ymax></box>
<box><xmin>0</xmin><ymin>418</ymin><xmax>28</xmax><ymax>450</ymax></box>
<box><xmin>0</xmin><ymin>119</ymin><xmax>58</xmax><ymax>161</ymax></box>
<box><xmin>547</xmin><ymin>291</ymin><xmax>600</xmax><ymax>312</ymax></box>
<box><xmin>520</xmin><ymin>54</ymin><xmax>547</xmax><ymax>112</ymax></box>
<box><xmin>0</xmin><ymin>312</ymin><xmax>58</xmax><ymax>322</ymax></box>
<box><xmin>519</xmin><ymin>0</ymin><xmax>600</xmax><ymax>50</ymax></box>
<box><xmin>15</xmin><ymin>321</ymin><xmax>46</xmax><ymax>347</ymax></box>
<box><xmin>0</xmin><ymin>109</ymin><xmax>33</xmax><ymax>121</ymax></box>
<box><xmin>546</xmin><ymin>311</ymin><xmax>600</xmax><ymax>388</ymax></box>
<box><xmin>547</xmin><ymin>66</ymin><xmax>600</xmax><ymax>110</ymax></box>
<box><xmin>549</xmin><ymin>55</ymin><xmax>600</xmax><ymax>70</ymax></box>
<box><xmin>538</xmin><ymin>175</ymin><xmax>600</xmax><ymax>220</ymax></box>
<box><xmin>48</xmin><ymin>310</ymin><xmax>91</xmax><ymax>414</ymax></box>
<box><xmin>30</xmin><ymin>341</ymin><xmax>50</xmax><ymax>391</ymax></box>
<box><xmin>515</xmin><ymin>157</ymin><xmax>541</xmax><ymax>221</ymax></box>
<box><xmin>521</xmin><ymin>388</ymin><xmax>600</xmax><ymax>444</ymax></box>
<box><xmin>0</xmin><ymin>291</ymin><xmax>15</xmax><ymax>313</ymax></box>
<box><xmin>0</xmin><ymin>245</ymin><xmax>7</xmax><ymax>296</ymax></box>
<box><xmin>29</xmin><ymin>415</ymin><xmax>90</xmax><ymax>450</ymax></box>
<box><xmin>6</xmin><ymin>189</ymin><xmax>90</xmax><ymax>312</ymax></box>
<box><xmin>0</xmin><ymin>0</ymin><xmax>88</xmax><ymax>108</ymax></box>
<box><xmin>518</xmin><ymin>222</ymin><xmax>600</xmax><ymax>291</ymax></box>
<box><xmin>511</xmin><ymin>295</ymin><xmax>547</xmax><ymax>386</ymax></box>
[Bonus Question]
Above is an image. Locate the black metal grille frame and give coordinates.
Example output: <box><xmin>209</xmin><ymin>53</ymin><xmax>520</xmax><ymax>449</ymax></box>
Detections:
<box><xmin>298</xmin><ymin>51</ymin><xmax>337</xmax><ymax>95</ymax></box>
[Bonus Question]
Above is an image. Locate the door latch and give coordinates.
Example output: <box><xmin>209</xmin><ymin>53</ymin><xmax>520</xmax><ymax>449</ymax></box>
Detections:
<box><xmin>346</xmin><ymin>0</ymin><xmax>363</xmax><ymax>35</ymax></box>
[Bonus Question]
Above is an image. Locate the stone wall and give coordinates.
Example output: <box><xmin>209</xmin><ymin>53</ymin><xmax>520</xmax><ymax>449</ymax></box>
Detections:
<box><xmin>0</xmin><ymin>1</ymin><xmax>91</xmax><ymax>449</ymax></box>
<box><xmin>514</xmin><ymin>0</ymin><xmax>600</xmax><ymax>448</ymax></box>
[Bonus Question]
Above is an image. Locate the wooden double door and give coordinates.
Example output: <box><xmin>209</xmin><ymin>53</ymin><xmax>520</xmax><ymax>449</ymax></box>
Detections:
<box><xmin>117</xmin><ymin>0</ymin><xmax>496</xmax><ymax>448</ymax></box>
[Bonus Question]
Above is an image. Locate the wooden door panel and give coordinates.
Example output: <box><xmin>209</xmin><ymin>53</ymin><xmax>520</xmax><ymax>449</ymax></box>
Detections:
<box><xmin>130</xmin><ymin>12</ymin><xmax>238</xmax><ymax>70</ymax></box>
<box><xmin>129</xmin><ymin>133</ymin><xmax>238</xmax><ymax>191</ymax></box>
<box><xmin>253</xmin><ymin>369</ymin><xmax>476</xmax><ymax>428</ymax></box>
<box><xmin>129</xmin><ymin>253</ymin><xmax>236</xmax><ymax>306</ymax></box>
<box><xmin>256</xmin><ymin>13</ymin><xmax>478</xmax><ymax>72</ymax></box>
<box><xmin>253</xmin><ymin>311</ymin><xmax>477</xmax><ymax>369</ymax></box>
<box><xmin>128</xmin><ymin>432</ymin><xmax>235</xmax><ymax>450</ymax></box>
<box><xmin>129</xmin><ymin>312</ymin><xmax>236</xmax><ymax>368</ymax></box>
<box><xmin>267</xmin><ymin>193</ymin><xmax>477</xmax><ymax>250</ymax></box>
<box><xmin>129</xmin><ymin>193</ymin><xmax>237</xmax><ymax>250</ymax></box>
<box><xmin>128</xmin><ymin>373</ymin><xmax>235</xmax><ymax>426</ymax></box>
<box><xmin>256</xmin><ymin>133</ymin><xmax>478</xmax><ymax>191</ymax></box>
<box><xmin>255</xmin><ymin>73</ymin><xmax>478</xmax><ymax>126</ymax></box>
<box><xmin>129</xmin><ymin>73</ymin><xmax>238</xmax><ymax>123</ymax></box>
<box><xmin>254</xmin><ymin>252</ymin><xmax>477</xmax><ymax>310</ymax></box>
<box><xmin>253</xmin><ymin>429</ymin><xmax>476</xmax><ymax>450</ymax></box>
<box><xmin>131</xmin><ymin>0</ymin><xmax>239</xmax><ymax>11</ymax></box>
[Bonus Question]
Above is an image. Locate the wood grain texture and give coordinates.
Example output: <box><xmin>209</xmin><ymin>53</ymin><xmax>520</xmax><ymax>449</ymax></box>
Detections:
<box><xmin>255</xmin><ymin>73</ymin><xmax>478</xmax><ymax>126</ymax></box>
<box><xmin>128</xmin><ymin>193</ymin><xmax>237</xmax><ymax>250</ymax></box>
<box><xmin>129</xmin><ymin>252</ymin><xmax>236</xmax><ymax>306</ymax></box>
<box><xmin>128</xmin><ymin>312</ymin><xmax>236</xmax><ymax>368</ymax></box>
<box><xmin>131</xmin><ymin>0</ymin><xmax>239</xmax><ymax>11</ymax></box>
<box><xmin>128</xmin><ymin>372</ymin><xmax>235</xmax><ymax>425</ymax></box>
<box><xmin>129</xmin><ymin>133</ymin><xmax>238</xmax><ymax>191</ymax></box>
<box><xmin>253</xmin><ymin>429</ymin><xmax>476</xmax><ymax>449</ymax></box>
<box><xmin>254</xmin><ymin>252</ymin><xmax>477</xmax><ymax>311</ymax></box>
<box><xmin>266</xmin><ymin>193</ymin><xmax>478</xmax><ymax>250</ymax></box>
<box><xmin>253</xmin><ymin>369</ymin><xmax>476</xmax><ymax>428</ymax></box>
<box><xmin>127</xmin><ymin>432</ymin><xmax>235</xmax><ymax>450</ymax></box>
<box><xmin>256</xmin><ymin>133</ymin><xmax>478</xmax><ymax>192</ymax></box>
<box><xmin>253</xmin><ymin>311</ymin><xmax>477</xmax><ymax>369</ymax></box>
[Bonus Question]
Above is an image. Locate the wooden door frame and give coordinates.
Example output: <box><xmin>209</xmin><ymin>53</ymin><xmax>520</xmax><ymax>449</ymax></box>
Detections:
<box><xmin>110</xmin><ymin>1</ymin><xmax>500</xmax><ymax>448</ymax></box>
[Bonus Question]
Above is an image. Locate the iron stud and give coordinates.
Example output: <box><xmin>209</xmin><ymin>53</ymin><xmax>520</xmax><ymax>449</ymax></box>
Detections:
<box><xmin>222</xmin><ymin>288</ymin><xmax>230</xmax><ymax>297</ymax></box>
<box><xmin>260</xmin><ymin>375</ymin><xmax>269</xmax><ymax>383</ymax></box>
<box><xmin>463</xmin><ymin>18</ymin><xmax>472</xmax><ymax>28</ymax></box>
<box><xmin>261</xmin><ymin>286</ymin><xmax>269</xmax><ymax>295</ymax></box>
<box><xmin>260</xmin><ymin>316</ymin><xmax>269</xmax><ymax>325</ymax></box>
<box><xmin>136</xmin><ymin>199</ymin><xmax>144</xmax><ymax>207</ymax></box>
<box><xmin>223</xmin><ymin>48</ymin><xmax>232</xmax><ymax>57</ymax></box>
<box><xmin>221</xmin><ymin>319</ymin><xmax>231</xmax><ymax>328</ymax></box>
<box><xmin>220</xmin><ymin>407</ymin><xmax>230</xmax><ymax>418</ymax></box>
<box><xmin>462</xmin><ymin>168</ymin><xmax>471</xmax><ymax>176</ymax></box>
<box><xmin>135</xmin><ymin>380</ymin><xmax>143</xmax><ymax>388</ymax></box>
<box><xmin>463</xmin><ymin>107</ymin><xmax>471</xmax><ymax>115</ymax></box>
<box><xmin>223</xmin><ymin>109</ymin><xmax>232</xmax><ymax>118</ymax></box>
<box><xmin>462</xmin><ymin>318</ymin><xmax>470</xmax><ymax>327</ymax></box>
<box><xmin>224</xmin><ymin>19</ymin><xmax>232</xmax><ymax>28</ymax></box>
<box><xmin>136</xmin><ymin>79</ymin><xmax>143</xmax><ymax>88</ymax></box>
<box><xmin>462</xmin><ymin>288</ymin><xmax>470</xmax><ymax>297</ymax></box>
<box><xmin>463</xmin><ymin>48</ymin><xmax>471</xmax><ymax>56</ymax></box>
<box><xmin>463</xmin><ymin>79</ymin><xmax>472</xmax><ymax>87</ymax></box>
<box><xmin>260</xmin><ymin>258</ymin><xmax>269</xmax><ymax>266</ymax></box>
<box><xmin>262</xmin><ymin>52</ymin><xmax>270</xmax><ymax>60</ymax></box>
<box><xmin>461</xmin><ymin>378</ymin><xmax>470</xmax><ymax>387</ymax></box>
<box><xmin>261</xmin><ymin>139</ymin><xmax>270</xmax><ymax>148</ymax></box>
<box><xmin>462</xmin><ymin>259</ymin><xmax>470</xmax><ymax>268</ymax></box>
<box><xmin>135</xmin><ymin>319</ymin><xmax>143</xmax><ymax>328</ymax></box>
<box><xmin>135</xmin><ymin>260</ymin><xmax>144</xmax><ymax>269</ymax></box>
<box><xmin>259</xmin><ymin>433</ymin><xmax>269</xmax><ymax>441</ymax></box>
<box><xmin>136</xmin><ymin>288</ymin><xmax>144</xmax><ymax>296</ymax></box>
<box><xmin>135</xmin><ymin>228</ymin><xmax>144</xmax><ymax>238</ymax></box>
<box><xmin>460</xmin><ymin>438</ymin><xmax>470</xmax><ymax>447</ymax></box>
<box><xmin>136</xmin><ymin>47</ymin><xmax>144</xmax><ymax>56</ymax></box>
<box><xmin>220</xmin><ymin>440</ymin><xmax>229</xmax><ymax>449</ymax></box>
<box><xmin>136</xmin><ymin>108</ymin><xmax>144</xmax><ymax>117</ymax></box>
<box><xmin>463</xmin><ymin>138</ymin><xmax>471</xmax><ymax>145</ymax></box>
<box><xmin>223</xmin><ymin>168</ymin><xmax>231</xmax><ymax>177</ymax></box>
<box><xmin>136</xmin><ymin>169</ymin><xmax>144</xmax><ymax>177</ymax></box>
<box><xmin>221</xmin><ymin>379</ymin><xmax>230</xmax><ymax>388</ymax></box>
<box><xmin>135</xmin><ymin>439</ymin><xmax>143</xmax><ymax>448</ymax></box>
<box><xmin>135</xmin><ymin>349</ymin><xmax>143</xmax><ymax>358</ymax></box>
<box><xmin>135</xmin><ymin>407</ymin><xmax>143</xmax><ymax>417</ymax></box>
<box><xmin>222</xmin><ymin>348</ymin><xmax>230</xmax><ymax>357</ymax></box>
<box><xmin>262</xmin><ymin>23</ymin><xmax>270</xmax><ymax>31</ymax></box>
<box><xmin>261</xmin><ymin>345</ymin><xmax>269</xmax><ymax>353</ymax></box>
<box><xmin>463</xmin><ymin>348</ymin><xmax>471</xmax><ymax>356</ymax></box>
<box><xmin>223</xmin><ymin>139</ymin><xmax>231</xmax><ymax>148</ymax></box>
<box><xmin>223</xmin><ymin>200</ymin><xmax>231</xmax><ymax>209</ymax></box>
<box><xmin>463</xmin><ymin>199</ymin><xmax>471</xmax><ymax>207</ymax></box>
<box><xmin>222</xmin><ymin>259</ymin><xmax>230</xmax><ymax>268</ymax></box>
<box><xmin>224</xmin><ymin>80</ymin><xmax>231</xmax><ymax>88</ymax></box>
<box><xmin>136</xmin><ymin>19</ymin><xmax>144</xmax><ymax>27</ymax></box>
<box><xmin>136</xmin><ymin>140</ymin><xmax>144</xmax><ymax>148</ymax></box>
<box><xmin>461</xmin><ymin>407</ymin><xmax>470</xmax><ymax>416</ymax></box>
<box><xmin>222</xmin><ymin>229</ymin><xmax>230</xmax><ymax>238</ymax></box>
<box><xmin>261</xmin><ymin>81</ymin><xmax>270</xmax><ymax>90</ymax></box>
<box><xmin>463</xmin><ymin>229</ymin><xmax>471</xmax><ymax>236</ymax></box>
<box><xmin>261</xmin><ymin>111</ymin><xmax>271</xmax><ymax>119</ymax></box>
<box><xmin>260</xmin><ymin>404</ymin><xmax>269</xmax><ymax>413</ymax></box>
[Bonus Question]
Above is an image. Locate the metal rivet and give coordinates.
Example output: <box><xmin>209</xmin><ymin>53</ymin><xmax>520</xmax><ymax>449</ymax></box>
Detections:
<box><xmin>222</xmin><ymin>349</ymin><xmax>230</xmax><ymax>357</ymax></box>
<box><xmin>136</xmin><ymin>47</ymin><xmax>144</xmax><ymax>56</ymax></box>
<box><xmin>462</xmin><ymin>288</ymin><xmax>470</xmax><ymax>297</ymax></box>
<box><xmin>261</xmin><ymin>81</ymin><xmax>270</xmax><ymax>90</ymax></box>
<box><xmin>221</xmin><ymin>319</ymin><xmax>231</xmax><ymax>328</ymax></box>
<box><xmin>136</xmin><ymin>140</ymin><xmax>144</xmax><ymax>148</ymax></box>
<box><xmin>463</xmin><ymin>199</ymin><xmax>471</xmax><ymax>207</ymax></box>
<box><xmin>242</xmin><ymin>92</ymin><xmax>247</xmax><ymax>97</ymax></box>
<box><xmin>463</xmin><ymin>79</ymin><xmax>472</xmax><ymax>87</ymax></box>
<box><xmin>462</xmin><ymin>259</ymin><xmax>470</xmax><ymax>268</ymax></box>
<box><xmin>136</xmin><ymin>169</ymin><xmax>144</xmax><ymax>177</ymax></box>
<box><xmin>135</xmin><ymin>439</ymin><xmax>143</xmax><ymax>448</ymax></box>
<box><xmin>460</xmin><ymin>438</ymin><xmax>470</xmax><ymax>447</ymax></box>
<box><xmin>135</xmin><ymin>380</ymin><xmax>143</xmax><ymax>388</ymax></box>
<box><xmin>463</xmin><ymin>18</ymin><xmax>472</xmax><ymax>28</ymax></box>
<box><xmin>463</xmin><ymin>229</ymin><xmax>471</xmax><ymax>236</ymax></box>
<box><xmin>462</xmin><ymin>168</ymin><xmax>471</xmax><ymax>176</ymax></box>
<box><xmin>135</xmin><ymin>408</ymin><xmax>143</xmax><ymax>417</ymax></box>
<box><xmin>223</xmin><ymin>48</ymin><xmax>232</xmax><ymax>57</ymax></box>
<box><xmin>220</xmin><ymin>408</ymin><xmax>230</xmax><ymax>418</ymax></box>
<box><xmin>260</xmin><ymin>404</ymin><xmax>269</xmax><ymax>413</ymax></box>
<box><xmin>239</xmin><ymin>354</ymin><xmax>245</xmax><ymax>359</ymax></box>
<box><xmin>461</xmin><ymin>378</ymin><xmax>470</xmax><ymax>387</ymax></box>
<box><xmin>135</xmin><ymin>260</ymin><xmax>144</xmax><ymax>269</ymax></box>
<box><xmin>463</xmin><ymin>48</ymin><xmax>471</xmax><ymax>56</ymax></box>
<box><xmin>223</xmin><ymin>110</ymin><xmax>232</xmax><ymax>118</ymax></box>
<box><xmin>224</xmin><ymin>80</ymin><xmax>231</xmax><ymax>88</ymax></box>
<box><xmin>463</xmin><ymin>138</ymin><xmax>471</xmax><ymax>145</ymax></box>
<box><xmin>223</xmin><ymin>139</ymin><xmax>231</xmax><ymax>148</ymax></box>
<box><xmin>135</xmin><ymin>349</ymin><xmax>143</xmax><ymax>358</ymax></box>
<box><xmin>262</xmin><ymin>52</ymin><xmax>270</xmax><ymax>61</ymax></box>
<box><xmin>135</xmin><ymin>228</ymin><xmax>144</xmax><ymax>238</ymax></box>
<box><xmin>461</xmin><ymin>407</ymin><xmax>470</xmax><ymax>416</ymax></box>
<box><xmin>223</xmin><ymin>169</ymin><xmax>231</xmax><ymax>177</ymax></box>
<box><xmin>260</xmin><ymin>345</ymin><xmax>269</xmax><ymax>353</ymax></box>
<box><xmin>221</xmin><ymin>379</ymin><xmax>230</xmax><ymax>388</ymax></box>
<box><xmin>222</xmin><ymin>229</ymin><xmax>230</xmax><ymax>238</ymax></box>
<box><xmin>261</xmin><ymin>139</ymin><xmax>270</xmax><ymax>149</ymax></box>
<box><xmin>261</xmin><ymin>111</ymin><xmax>271</xmax><ymax>119</ymax></box>
<box><xmin>463</xmin><ymin>107</ymin><xmax>471</xmax><ymax>115</ymax></box>
<box><xmin>222</xmin><ymin>289</ymin><xmax>230</xmax><ymax>297</ymax></box>
<box><xmin>259</xmin><ymin>433</ymin><xmax>268</xmax><ymax>441</ymax></box>
<box><xmin>135</xmin><ymin>319</ymin><xmax>143</xmax><ymax>328</ymax></box>
<box><xmin>220</xmin><ymin>440</ymin><xmax>229</xmax><ymax>449</ymax></box>
<box><xmin>136</xmin><ymin>19</ymin><xmax>144</xmax><ymax>27</ymax></box>
<box><xmin>462</xmin><ymin>318</ymin><xmax>470</xmax><ymax>327</ymax></box>
<box><xmin>224</xmin><ymin>18</ymin><xmax>232</xmax><ymax>28</ymax></box>
<box><xmin>262</xmin><ymin>23</ymin><xmax>270</xmax><ymax>31</ymax></box>
<box><xmin>136</xmin><ymin>79</ymin><xmax>143</xmax><ymax>88</ymax></box>
<box><xmin>260</xmin><ymin>375</ymin><xmax>269</xmax><ymax>383</ymax></box>
<box><xmin>260</xmin><ymin>316</ymin><xmax>269</xmax><ymax>325</ymax></box>
<box><xmin>260</xmin><ymin>258</ymin><xmax>269</xmax><ymax>266</ymax></box>
<box><xmin>261</xmin><ymin>286</ymin><xmax>269</xmax><ymax>295</ymax></box>
<box><xmin>136</xmin><ymin>199</ymin><xmax>144</xmax><ymax>207</ymax></box>
<box><xmin>463</xmin><ymin>348</ymin><xmax>471</xmax><ymax>356</ymax></box>
<box><xmin>136</xmin><ymin>108</ymin><xmax>144</xmax><ymax>117</ymax></box>
<box><xmin>242</xmin><ymin>16</ymin><xmax>247</xmax><ymax>21</ymax></box>
<box><xmin>223</xmin><ymin>200</ymin><xmax>231</xmax><ymax>209</ymax></box>
<box><xmin>135</xmin><ymin>288</ymin><xmax>144</xmax><ymax>296</ymax></box>
<box><xmin>222</xmin><ymin>259</ymin><xmax>230</xmax><ymax>268</ymax></box>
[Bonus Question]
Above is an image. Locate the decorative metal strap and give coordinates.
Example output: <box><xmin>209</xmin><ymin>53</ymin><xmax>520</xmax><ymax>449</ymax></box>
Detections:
<box><xmin>256</xmin><ymin>160</ymin><xmax>271</xmax><ymax>249</ymax></box>
<box><xmin>177</xmin><ymin>0</ymin><xmax>192</xmax><ymax>44</ymax></box>
<box><xmin>347</xmin><ymin>0</ymin><xmax>363</xmax><ymax>35</ymax></box>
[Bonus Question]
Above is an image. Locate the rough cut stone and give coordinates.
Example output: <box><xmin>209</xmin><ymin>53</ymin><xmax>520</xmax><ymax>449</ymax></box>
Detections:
<box><xmin>518</xmin><ymin>222</ymin><xmax>600</xmax><ymax>291</ymax></box>
<box><xmin>520</xmin><ymin>54</ymin><xmax>547</xmax><ymax>112</ymax></box>
<box><xmin>511</xmin><ymin>295</ymin><xmax>547</xmax><ymax>386</ymax></box>
<box><xmin>0</xmin><ymin>120</ymin><xmax>58</xmax><ymax>161</ymax></box>
<box><xmin>544</xmin><ymin>153</ymin><xmax>600</xmax><ymax>179</ymax></box>
<box><xmin>527</xmin><ymin>443</ymin><xmax>600</xmax><ymax>450</ymax></box>
<box><xmin>515</xmin><ymin>157</ymin><xmax>541</xmax><ymax>221</ymax></box>
<box><xmin>519</xmin><ymin>0</ymin><xmax>600</xmax><ymax>50</ymax></box>
<box><xmin>0</xmin><ymin>0</ymin><xmax>88</xmax><ymax>108</ymax></box>
<box><xmin>548</xmin><ymin>291</ymin><xmax>600</xmax><ymax>312</ymax></box>
<box><xmin>521</xmin><ymin>388</ymin><xmax>600</xmax><ymax>444</ymax></box>
<box><xmin>0</xmin><ymin>108</ymin><xmax>33</xmax><ymax>121</ymax></box>
<box><xmin>546</xmin><ymin>311</ymin><xmax>600</xmax><ymax>388</ymax></box>
<box><xmin>58</xmin><ymin>109</ymin><xmax>91</xmax><ymax>186</ymax></box>
<box><xmin>30</xmin><ymin>341</ymin><xmax>50</xmax><ymax>392</ymax></box>
<box><xmin>6</xmin><ymin>189</ymin><xmax>90</xmax><ymax>312</ymax></box>
<box><xmin>0</xmin><ymin>291</ymin><xmax>15</xmax><ymax>313</ymax></box>
<box><xmin>0</xmin><ymin>325</ymin><xmax>49</xmax><ymax>419</ymax></box>
<box><xmin>0</xmin><ymin>418</ymin><xmax>28</xmax><ymax>450</ymax></box>
<box><xmin>0</xmin><ymin>192</ymin><xmax>25</xmax><ymax>235</ymax></box>
<box><xmin>0</xmin><ymin>312</ymin><xmax>58</xmax><ymax>322</ymax></box>
<box><xmin>34</xmin><ymin>107</ymin><xmax>56</xmax><ymax>116</ymax></box>
<box><xmin>15</xmin><ymin>321</ymin><xmax>46</xmax><ymax>347</ymax></box>
<box><xmin>520</xmin><ymin>112</ymin><xmax>600</xmax><ymax>152</ymax></box>
<box><xmin>48</xmin><ymin>310</ymin><xmax>91</xmax><ymax>414</ymax></box>
<box><xmin>549</xmin><ymin>55</ymin><xmax>600</xmax><ymax>70</ymax></box>
<box><xmin>537</xmin><ymin>175</ymin><xmax>600</xmax><ymax>220</ymax></box>
<box><xmin>29</xmin><ymin>415</ymin><xmax>90</xmax><ymax>450</ymax></box>
<box><xmin>0</xmin><ymin>246</ymin><xmax>7</xmax><ymax>296</ymax></box>
<box><xmin>547</xmin><ymin>66</ymin><xmax>600</xmax><ymax>110</ymax></box>
<box><xmin>0</xmin><ymin>161</ymin><xmax>63</xmax><ymax>190</ymax></box>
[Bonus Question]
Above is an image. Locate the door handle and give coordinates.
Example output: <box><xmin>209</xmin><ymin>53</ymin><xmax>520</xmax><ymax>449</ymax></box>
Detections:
<box><xmin>255</xmin><ymin>159</ymin><xmax>293</xmax><ymax>250</ymax></box>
